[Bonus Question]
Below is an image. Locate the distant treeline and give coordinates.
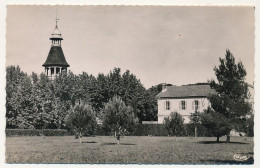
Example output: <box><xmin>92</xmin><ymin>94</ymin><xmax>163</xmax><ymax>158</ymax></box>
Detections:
<box><xmin>6</xmin><ymin>66</ymin><xmax>165</xmax><ymax>129</ymax></box>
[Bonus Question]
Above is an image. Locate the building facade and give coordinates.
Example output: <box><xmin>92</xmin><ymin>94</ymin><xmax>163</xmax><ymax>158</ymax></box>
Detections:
<box><xmin>42</xmin><ymin>18</ymin><xmax>70</xmax><ymax>79</ymax></box>
<box><xmin>157</xmin><ymin>85</ymin><xmax>216</xmax><ymax>124</ymax></box>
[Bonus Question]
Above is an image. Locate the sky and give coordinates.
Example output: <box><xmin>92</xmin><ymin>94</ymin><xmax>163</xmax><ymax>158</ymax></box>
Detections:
<box><xmin>6</xmin><ymin>5</ymin><xmax>255</xmax><ymax>89</ymax></box>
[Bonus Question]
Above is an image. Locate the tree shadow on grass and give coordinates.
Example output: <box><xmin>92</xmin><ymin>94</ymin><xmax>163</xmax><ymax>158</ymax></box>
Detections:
<box><xmin>196</xmin><ymin>141</ymin><xmax>249</xmax><ymax>144</ymax></box>
<box><xmin>82</xmin><ymin>141</ymin><xmax>97</xmax><ymax>143</ymax></box>
<box><xmin>202</xmin><ymin>157</ymin><xmax>254</xmax><ymax>165</ymax></box>
<box><xmin>240</xmin><ymin>152</ymin><xmax>254</xmax><ymax>155</ymax></box>
<box><xmin>73</xmin><ymin>141</ymin><xmax>98</xmax><ymax>143</ymax></box>
<box><xmin>101</xmin><ymin>143</ymin><xmax>136</xmax><ymax>146</ymax></box>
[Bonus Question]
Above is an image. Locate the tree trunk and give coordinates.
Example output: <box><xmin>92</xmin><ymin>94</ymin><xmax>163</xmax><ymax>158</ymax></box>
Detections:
<box><xmin>217</xmin><ymin>135</ymin><xmax>220</xmax><ymax>142</ymax></box>
<box><xmin>79</xmin><ymin>132</ymin><xmax>82</xmax><ymax>143</ymax></box>
<box><xmin>226</xmin><ymin>133</ymin><xmax>230</xmax><ymax>143</ymax></box>
<box><xmin>195</xmin><ymin>126</ymin><xmax>197</xmax><ymax>138</ymax></box>
<box><xmin>117</xmin><ymin>134</ymin><xmax>120</xmax><ymax>145</ymax></box>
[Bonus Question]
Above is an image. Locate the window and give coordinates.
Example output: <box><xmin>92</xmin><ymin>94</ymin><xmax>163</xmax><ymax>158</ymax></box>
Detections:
<box><xmin>165</xmin><ymin>101</ymin><xmax>170</xmax><ymax>110</ymax></box>
<box><xmin>194</xmin><ymin>100</ymin><xmax>199</xmax><ymax>110</ymax></box>
<box><xmin>51</xmin><ymin>68</ymin><xmax>54</xmax><ymax>75</ymax></box>
<box><xmin>180</xmin><ymin>100</ymin><xmax>186</xmax><ymax>110</ymax></box>
<box><xmin>192</xmin><ymin>100</ymin><xmax>199</xmax><ymax>111</ymax></box>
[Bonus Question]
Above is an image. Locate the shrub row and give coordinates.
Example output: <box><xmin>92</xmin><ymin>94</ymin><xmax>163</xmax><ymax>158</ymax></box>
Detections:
<box><xmin>129</xmin><ymin>124</ymin><xmax>213</xmax><ymax>137</ymax></box>
<box><xmin>184</xmin><ymin>124</ymin><xmax>213</xmax><ymax>137</ymax></box>
<box><xmin>6</xmin><ymin>129</ymin><xmax>68</xmax><ymax>137</ymax></box>
<box><xmin>131</xmin><ymin>124</ymin><xmax>168</xmax><ymax>136</ymax></box>
<box><xmin>6</xmin><ymin>124</ymin><xmax>213</xmax><ymax>137</ymax></box>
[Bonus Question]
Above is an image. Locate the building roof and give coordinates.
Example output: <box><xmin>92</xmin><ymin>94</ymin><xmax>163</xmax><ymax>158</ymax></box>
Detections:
<box><xmin>157</xmin><ymin>85</ymin><xmax>216</xmax><ymax>99</ymax></box>
<box><xmin>42</xmin><ymin>46</ymin><xmax>70</xmax><ymax>67</ymax></box>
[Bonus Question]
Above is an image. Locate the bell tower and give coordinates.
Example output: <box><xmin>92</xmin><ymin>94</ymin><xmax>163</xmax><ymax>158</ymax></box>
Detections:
<box><xmin>42</xmin><ymin>17</ymin><xmax>70</xmax><ymax>79</ymax></box>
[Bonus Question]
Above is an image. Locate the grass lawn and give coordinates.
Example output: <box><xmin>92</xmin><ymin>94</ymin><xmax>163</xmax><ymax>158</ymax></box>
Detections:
<box><xmin>6</xmin><ymin>136</ymin><xmax>253</xmax><ymax>164</ymax></box>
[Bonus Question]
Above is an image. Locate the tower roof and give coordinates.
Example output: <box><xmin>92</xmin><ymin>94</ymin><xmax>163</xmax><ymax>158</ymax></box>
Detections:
<box><xmin>42</xmin><ymin>46</ymin><xmax>70</xmax><ymax>67</ymax></box>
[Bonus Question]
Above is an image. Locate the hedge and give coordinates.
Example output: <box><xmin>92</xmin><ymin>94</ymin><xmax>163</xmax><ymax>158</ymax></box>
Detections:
<box><xmin>6</xmin><ymin>129</ymin><xmax>68</xmax><ymax>137</ymax></box>
<box><xmin>6</xmin><ymin>124</ymin><xmax>213</xmax><ymax>137</ymax></box>
<box><xmin>96</xmin><ymin>124</ymin><xmax>212</xmax><ymax>137</ymax></box>
<box><xmin>129</xmin><ymin>124</ymin><xmax>213</xmax><ymax>137</ymax></box>
<box><xmin>131</xmin><ymin>124</ymin><xmax>168</xmax><ymax>136</ymax></box>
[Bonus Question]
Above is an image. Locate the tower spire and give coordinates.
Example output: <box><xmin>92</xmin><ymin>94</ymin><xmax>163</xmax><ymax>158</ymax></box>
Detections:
<box><xmin>55</xmin><ymin>10</ymin><xmax>59</xmax><ymax>29</ymax></box>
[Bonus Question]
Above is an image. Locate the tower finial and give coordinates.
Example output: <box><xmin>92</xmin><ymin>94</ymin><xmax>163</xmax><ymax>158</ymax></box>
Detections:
<box><xmin>55</xmin><ymin>8</ymin><xmax>59</xmax><ymax>28</ymax></box>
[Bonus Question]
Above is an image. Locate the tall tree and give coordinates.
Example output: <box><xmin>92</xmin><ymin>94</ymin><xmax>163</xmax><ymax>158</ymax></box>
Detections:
<box><xmin>6</xmin><ymin>66</ymin><xmax>36</xmax><ymax>128</ymax></box>
<box><xmin>203</xmin><ymin>50</ymin><xmax>252</xmax><ymax>142</ymax></box>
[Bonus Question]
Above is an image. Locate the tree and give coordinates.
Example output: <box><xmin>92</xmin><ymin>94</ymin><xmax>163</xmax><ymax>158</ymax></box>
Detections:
<box><xmin>189</xmin><ymin>109</ymin><xmax>201</xmax><ymax>137</ymax></box>
<box><xmin>102</xmin><ymin>96</ymin><xmax>138</xmax><ymax>144</ymax></box>
<box><xmin>200</xmin><ymin>108</ymin><xmax>232</xmax><ymax>142</ymax></box>
<box><xmin>6</xmin><ymin>66</ymin><xmax>37</xmax><ymax>128</ymax></box>
<box><xmin>6</xmin><ymin>65</ymin><xmax>161</xmax><ymax>129</ymax></box>
<box><xmin>65</xmin><ymin>103</ymin><xmax>97</xmax><ymax>143</ymax></box>
<box><xmin>205</xmin><ymin>50</ymin><xmax>252</xmax><ymax>142</ymax></box>
<box><xmin>164</xmin><ymin>111</ymin><xmax>185</xmax><ymax>137</ymax></box>
<box><xmin>30</xmin><ymin>73</ymin><xmax>52</xmax><ymax>129</ymax></box>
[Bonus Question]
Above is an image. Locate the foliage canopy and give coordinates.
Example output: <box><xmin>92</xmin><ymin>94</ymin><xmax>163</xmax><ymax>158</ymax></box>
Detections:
<box><xmin>201</xmin><ymin>50</ymin><xmax>253</xmax><ymax>141</ymax></box>
<box><xmin>65</xmin><ymin>103</ymin><xmax>97</xmax><ymax>142</ymax></box>
<box><xmin>164</xmin><ymin>111</ymin><xmax>185</xmax><ymax>136</ymax></box>
<box><xmin>6</xmin><ymin>66</ymin><xmax>158</xmax><ymax>129</ymax></box>
<box><xmin>102</xmin><ymin>96</ymin><xmax>138</xmax><ymax>144</ymax></box>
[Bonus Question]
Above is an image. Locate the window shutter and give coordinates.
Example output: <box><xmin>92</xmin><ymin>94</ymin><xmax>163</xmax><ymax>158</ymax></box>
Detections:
<box><xmin>185</xmin><ymin>101</ymin><xmax>187</xmax><ymax>110</ymax></box>
<box><xmin>192</xmin><ymin>101</ymin><xmax>194</xmax><ymax>110</ymax></box>
<box><xmin>164</xmin><ymin>101</ymin><xmax>166</xmax><ymax>110</ymax></box>
<box><xmin>168</xmin><ymin>101</ymin><xmax>170</xmax><ymax>110</ymax></box>
<box><xmin>179</xmin><ymin>101</ymin><xmax>181</xmax><ymax>110</ymax></box>
<box><xmin>198</xmin><ymin>101</ymin><xmax>200</xmax><ymax>110</ymax></box>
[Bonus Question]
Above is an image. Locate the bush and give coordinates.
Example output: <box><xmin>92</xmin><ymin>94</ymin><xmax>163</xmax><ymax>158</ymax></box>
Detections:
<box><xmin>164</xmin><ymin>112</ymin><xmax>186</xmax><ymax>136</ymax></box>
<box><xmin>6</xmin><ymin>129</ymin><xmax>68</xmax><ymax>137</ymax></box>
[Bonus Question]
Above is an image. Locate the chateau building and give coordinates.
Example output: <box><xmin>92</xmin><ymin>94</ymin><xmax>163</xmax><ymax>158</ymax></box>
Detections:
<box><xmin>42</xmin><ymin>18</ymin><xmax>70</xmax><ymax>79</ymax></box>
<box><xmin>156</xmin><ymin>85</ymin><xmax>216</xmax><ymax>124</ymax></box>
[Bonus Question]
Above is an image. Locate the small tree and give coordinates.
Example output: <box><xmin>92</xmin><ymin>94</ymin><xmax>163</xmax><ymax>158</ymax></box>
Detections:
<box><xmin>189</xmin><ymin>109</ymin><xmax>201</xmax><ymax>137</ymax></box>
<box><xmin>102</xmin><ymin>96</ymin><xmax>138</xmax><ymax>144</ymax></box>
<box><xmin>200</xmin><ymin>108</ymin><xmax>232</xmax><ymax>142</ymax></box>
<box><xmin>65</xmin><ymin>103</ymin><xmax>97</xmax><ymax>143</ymax></box>
<box><xmin>164</xmin><ymin>112</ymin><xmax>185</xmax><ymax>137</ymax></box>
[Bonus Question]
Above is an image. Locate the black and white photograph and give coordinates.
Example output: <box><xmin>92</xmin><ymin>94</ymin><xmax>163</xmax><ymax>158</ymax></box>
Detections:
<box><xmin>3</xmin><ymin>4</ymin><xmax>255</xmax><ymax>165</ymax></box>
